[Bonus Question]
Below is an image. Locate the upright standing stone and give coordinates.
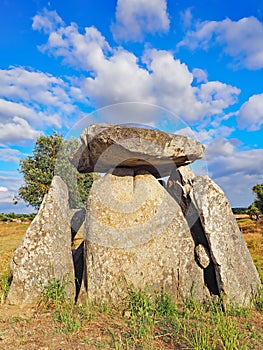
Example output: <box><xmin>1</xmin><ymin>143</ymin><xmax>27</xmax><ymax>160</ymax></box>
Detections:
<box><xmin>7</xmin><ymin>176</ymin><xmax>75</xmax><ymax>306</ymax></box>
<box><xmin>190</xmin><ymin>176</ymin><xmax>261</xmax><ymax>305</ymax></box>
<box><xmin>85</xmin><ymin>168</ymin><xmax>210</xmax><ymax>302</ymax></box>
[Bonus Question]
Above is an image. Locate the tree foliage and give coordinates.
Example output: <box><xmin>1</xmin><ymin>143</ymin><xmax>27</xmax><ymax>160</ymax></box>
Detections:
<box><xmin>16</xmin><ymin>132</ymin><xmax>94</xmax><ymax>210</ymax></box>
<box><xmin>247</xmin><ymin>203</ymin><xmax>261</xmax><ymax>221</ymax></box>
<box><xmin>252</xmin><ymin>184</ymin><xmax>263</xmax><ymax>213</ymax></box>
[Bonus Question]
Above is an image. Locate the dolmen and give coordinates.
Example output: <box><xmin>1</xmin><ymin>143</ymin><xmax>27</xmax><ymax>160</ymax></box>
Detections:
<box><xmin>7</xmin><ymin>123</ymin><xmax>261</xmax><ymax>307</ymax></box>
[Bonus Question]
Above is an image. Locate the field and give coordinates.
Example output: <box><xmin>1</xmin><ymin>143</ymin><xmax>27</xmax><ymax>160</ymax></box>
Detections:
<box><xmin>0</xmin><ymin>217</ymin><xmax>262</xmax><ymax>349</ymax></box>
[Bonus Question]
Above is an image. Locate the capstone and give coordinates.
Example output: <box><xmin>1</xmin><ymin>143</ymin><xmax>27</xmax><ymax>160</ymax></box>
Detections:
<box><xmin>70</xmin><ymin>123</ymin><xmax>204</xmax><ymax>177</ymax></box>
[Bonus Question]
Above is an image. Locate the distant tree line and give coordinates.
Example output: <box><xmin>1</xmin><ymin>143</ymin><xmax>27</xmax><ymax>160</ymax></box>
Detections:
<box><xmin>232</xmin><ymin>208</ymin><xmax>247</xmax><ymax>214</ymax></box>
<box><xmin>0</xmin><ymin>212</ymin><xmax>36</xmax><ymax>222</ymax></box>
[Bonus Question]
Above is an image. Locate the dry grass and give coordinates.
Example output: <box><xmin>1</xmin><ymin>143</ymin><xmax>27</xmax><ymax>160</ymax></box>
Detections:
<box><xmin>0</xmin><ymin>222</ymin><xmax>29</xmax><ymax>254</ymax></box>
<box><xmin>236</xmin><ymin>215</ymin><xmax>263</xmax><ymax>282</ymax></box>
<box><xmin>0</xmin><ymin>223</ymin><xmax>29</xmax><ymax>305</ymax></box>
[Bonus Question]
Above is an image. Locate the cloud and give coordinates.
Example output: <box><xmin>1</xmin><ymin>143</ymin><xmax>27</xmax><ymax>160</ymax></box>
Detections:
<box><xmin>0</xmin><ymin>67</ymin><xmax>76</xmax><ymax>114</ymax></box>
<box><xmin>192</xmin><ymin>68</ymin><xmax>208</xmax><ymax>83</ymax></box>
<box><xmin>0</xmin><ymin>98</ymin><xmax>38</xmax><ymax>122</ymax></box>
<box><xmin>143</xmin><ymin>50</ymin><xmax>239</xmax><ymax>120</ymax></box>
<box><xmin>81</xmin><ymin>48</ymin><xmax>240</xmax><ymax>123</ymax></box>
<box><xmin>178</xmin><ymin>16</ymin><xmax>263</xmax><ymax>69</ymax></box>
<box><xmin>205</xmin><ymin>137</ymin><xmax>236</xmax><ymax>160</ymax></box>
<box><xmin>0</xmin><ymin>172</ymin><xmax>35</xmax><ymax>213</ymax></box>
<box><xmin>111</xmin><ymin>0</ymin><xmax>170</xmax><ymax>42</ymax></box>
<box><xmin>34</xmin><ymin>12</ymin><xmax>111</xmax><ymax>72</ymax></box>
<box><xmin>180</xmin><ymin>7</ymin><xmax>193</xmax><ymax>28</ymax></box>
<box><xmin>180</xmin><ymin>119</ymin><xmax>238</xmax><ymax>156</ymax></box>
<box><xmin>0</xmin><ymin>173</ymin><xmax>23</xmax><ymax>206</ymax></box>
<box><xmin>0</xmin><ymin>117</ymin><xmax>41</xmax><ymax>143</ymax></box>
<box><xmin>237</xmin><ymin>93</ymin><xmax>263</xmax><ymax>130</ymax></box>
<box><xmin>215</xmin><ymin>173</ymin><xmax>263</xmax><ymax>208</ymax></box>
<box><xmin>32</xmin><ymin>8</ymin><xmax>64</xmax><ymax>34</ymax></box>
<box><xmin>0</xmin><ymin>97</ymin><xmax>62</xmax><ymax>132</ymax></box>
<box><xmin>208</xmin><ymin>148</ymin><xmax>263</xmax><ymax>207</ymax></box>
<box><xmin>207</xmin><ymin>145</ymin><xmax>263</xmax><ymax>179</ymax></box>
<box><xmin>196</xmin><ymin>81</ymin><xmax>240</xmax><ymax>112</ymax></box>
<box><xmin>0</xmin><ymin>66</ymin><xmax>87</xmax><ymax>142</ymax></box>
<box><xmin>33</xmin><ymin>12</ymin><xmax>240</xmax><ymax>124</ymax></box>
<box><xmin>0</xmin><ymin>189</ymin><xmax>13</xmax><ymax>205</ymax></box>
<box><xmin>82</xmin><ymin>49</ymin><xmax>154</xmax><ymax>111</ymax></box>
<box><xmin>175</xmin><ymin>128</ymin><xmax>259</xmax><ymax>207</ymax></box>
<box><xmin>0</xmin><ymin>146</ymin><xmax>23</xmax><ymax>162</ymax></box>
<box><xmin>204</xmin><ymin>137</ymin><xmax>263</xmax><ymax>207</ymax></box>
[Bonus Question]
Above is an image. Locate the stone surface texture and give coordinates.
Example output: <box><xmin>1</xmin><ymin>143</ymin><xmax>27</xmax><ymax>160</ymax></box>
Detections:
<box><xmin>190</xmin><ymin>176</ymin><xmax>261</xmax><ymax>305</ymax></box>
<box><xmin>70</xmin><ymin>123</ymin><xmax>204</xmax><ymax>176</ymax></box>
<box><xmin>7</xmin><ymin>176</ymin><xmax>75</xmax><ymax>306</ymax></box>
<box><xmin>85</xmin><ymin>168</ymin><xmax>210</xmax><ymax>302</ymax></box>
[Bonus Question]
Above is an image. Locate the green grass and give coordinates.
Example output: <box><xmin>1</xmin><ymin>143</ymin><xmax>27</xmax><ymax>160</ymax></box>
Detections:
<box><xmin>39</xmin><ymin>277</ymin><xmax>95</xmax><ymax>335</ymax></box>
<box><xmin>1</xmin><ymin>273</ymin><xmax>263</xmax><ymax>348</ymax></box>
<box><xmin>254</xmin><ymin>287</ymin><xmax>263</xmax><ymax>312</ymax></box>
<box><xmin>0</xmin><ymin>273</ymin><xmax>12</xmax><ymax>305</ymax></box>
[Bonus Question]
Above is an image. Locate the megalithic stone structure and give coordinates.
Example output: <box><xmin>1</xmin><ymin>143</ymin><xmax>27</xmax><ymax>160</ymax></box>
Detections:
<box><xmin>7</xmin><ymin>123</ymin><xmax>261</xmax><ymax>306</ymax></box>
<box><xmin>71</xmin><ymin>123</ymin><xmax>260</xmax><ymax>305</ymax></box>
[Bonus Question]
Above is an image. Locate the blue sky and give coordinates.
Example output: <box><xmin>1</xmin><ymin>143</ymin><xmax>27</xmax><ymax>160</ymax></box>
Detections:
<box><xmin>1</xmin><ymin>0</ymin><xmax>263</xmax><ymax>213</ymax></box>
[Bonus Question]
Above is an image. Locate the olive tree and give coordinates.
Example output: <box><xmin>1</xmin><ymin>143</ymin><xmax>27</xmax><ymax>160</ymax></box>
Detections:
<box><xmin>252</xmin><ymin>184</ymin><xmax>263</xmax><ymax>213</ymax></box>
<box><xmin>15</xmin><ymin>131</ymin><xmax>93</xmax><ymax>210</ymax></box>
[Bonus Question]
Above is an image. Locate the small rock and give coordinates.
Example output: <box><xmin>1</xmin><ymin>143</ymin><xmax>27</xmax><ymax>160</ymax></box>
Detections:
<box><xmin>195</xmin><ymin>244</ymin><xmax>210</xmax><ymax>268</ymax></box>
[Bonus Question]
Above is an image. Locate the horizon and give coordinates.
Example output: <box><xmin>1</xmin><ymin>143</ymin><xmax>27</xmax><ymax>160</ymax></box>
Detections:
<box><xmin>1</xmin><ymin>0</ymin><xmax>263</xmax><ymax>213</ymax></box>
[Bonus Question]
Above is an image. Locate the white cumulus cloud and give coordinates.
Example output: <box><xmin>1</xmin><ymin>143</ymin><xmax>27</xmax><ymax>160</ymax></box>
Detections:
<box><xmin>0</xmin><ymin>117</ymin><xmax>42</xmax><ymax>143</ymax></box>
<box><xmin>32</xmin><ymin>11</ymin><xmax>240</xmax><ymax>124</ymax></box>
<box><xmin>0</xmin><ymin>67</ymin><xmax>76</xmax><ymax>115</ymax></box>
<box><xmin>32</xmin><ymin>8</ymin><xmax>64</xmax><ymax>34</ymax></box>
<box><xmin>0</xmin><ymin>66</ymin><xmax>88</xmax><ymax>143</ymax></box>
<box><xmin>34</xmin><ymin>12</ymin><xmax>111</xmax><ymax>72</ymax></box>
<box><xmin>237</xmin><ymin>93</ymin><xmax>263</xmax><ymax>130</ymax></box>
<box><xmin>178</xmin><ymin>16</ymin><xmax>263</xmax><ymax>70</ymax></box>
<box><xmin>111</xmin><ymin>0</ymin><xmax>170</xmax><ymax>42</ymax></box>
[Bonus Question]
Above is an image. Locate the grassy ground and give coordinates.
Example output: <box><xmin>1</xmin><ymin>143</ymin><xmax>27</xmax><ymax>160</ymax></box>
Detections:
<box><xmin>0</xmin><ymin>217</ymin><xmax>262</xmax><ymax>349</ymax></box>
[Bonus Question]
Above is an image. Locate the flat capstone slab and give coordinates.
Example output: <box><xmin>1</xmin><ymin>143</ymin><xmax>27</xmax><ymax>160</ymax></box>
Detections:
<box><xmin>70</xmin><ymin>123</ymin><xmax>204</xmax><ymax>177</ymax></box>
